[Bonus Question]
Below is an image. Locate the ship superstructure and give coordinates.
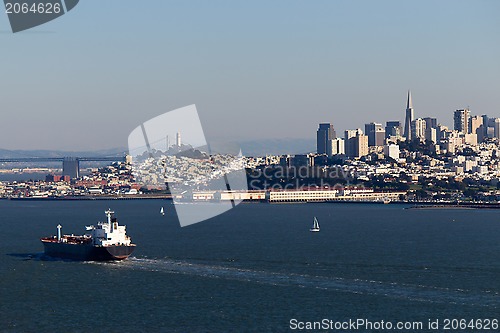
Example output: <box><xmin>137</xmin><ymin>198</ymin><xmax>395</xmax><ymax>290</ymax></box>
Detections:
<box><xmin>87</xmin><ymin>209</ymin><xmax>133</xmax><ymax>247</ymax></box>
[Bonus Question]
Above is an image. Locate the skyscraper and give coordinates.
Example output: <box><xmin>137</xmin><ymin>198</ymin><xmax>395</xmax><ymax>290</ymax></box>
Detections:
<box><xmin>423</xmin><ymin>117</ymin><xmax>437</xmax><ymax>130</ymax></box>
<box><xmin>482</xmin><ymin>115</ymin><xmax>489</xmax><ymax>138</ymax></box>
<box><xmin>453</xmin><ymin>109</ymin><xmax>470</xmax><ymax>134</ymax></box>
<box><xmin>422</xmin><ymin>117</ymin><xmax>437</xmax><ymax>143</ymax></box>
<box><xmin>425</xmin><ymin>127</ymin><xmax>437</xmax><ymax>143</ymax></box>
<box><xmin>330</xmin><ymin>138</ymin><xmax>345</xmax><ymax>155</ymax></box>
<box><xmin>365</xmin><ymin>122</ymin><xmax>385</xmax><ymax>146</ymax></box>
<box><xmin>469</xmin><ymin>115</ymin><xmax>483</xmax><ymax>141</ymax></box>
<box><xmin>344</xmin><ymin>129</ymin><xmax>358</xmax><ymax>158</ymax></box>
<box><xmin>345</xmin><ymin>129</ymin><xmax>368</xmax><ymax>158</ymax></box>
<box><xmin>411</xmin><ymin>118</ymin><xmax>426</xmax><ymax>141</ymax></box>
<box><xmin>385</xmin><ymin>121</ymin><xmax>402</xmax><ymax>138</ymax></box>
<box><xmin>62</xmin><ymin>157</ymin><xmax>79</xmax><ymax>179</ymax></box>
<box><xmin>487</xmin><ymin>117</ymin><xmax>496</xmax><ymax>138</ymax></box>
<box><xmin>494</xmin><ymin>118</ymin><xmax>500</xmax><ymax>139</ymax></box>
<box><xmin>355</xmin><ymin>134</ymin><xmax>369</xmax><ymax>158</ymax></box>
<box><xmin>403</xmin><ymin>90</ymin><xmax>414</xmax><ymax>140</ymax></box>
<box><xmin>316</xmin><ymin>123</ymin><xmax>337</xmax><ymax>155</ymax></box>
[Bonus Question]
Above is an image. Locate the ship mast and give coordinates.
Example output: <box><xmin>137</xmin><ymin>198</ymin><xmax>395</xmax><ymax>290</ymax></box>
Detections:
<box><xmin>105</xmin><ymin>209</ymin><xmax>115</xmax><ymax>231</ymax></box>
<box><xmin>57</xmin><ymin>224</ymin><xmax>62</xmax><ymax>242</ymax></box>
<box><xmin>105</xmin><ymin>209</ymin><xmax>114</xmax><ymax>223</ymax></box>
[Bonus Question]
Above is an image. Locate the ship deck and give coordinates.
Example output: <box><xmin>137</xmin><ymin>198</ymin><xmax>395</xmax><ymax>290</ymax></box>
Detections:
<box><xmin>41</xmin><ymin>235</ymin><xmax>92</xmax><ymax>245</ymax></box>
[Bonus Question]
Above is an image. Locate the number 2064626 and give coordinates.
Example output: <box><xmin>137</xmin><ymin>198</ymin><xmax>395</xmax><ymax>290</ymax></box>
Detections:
<box><xmin>5</xmin><ymin>2</ymin><xmax>62</xmax><ymax>14</ymax></box>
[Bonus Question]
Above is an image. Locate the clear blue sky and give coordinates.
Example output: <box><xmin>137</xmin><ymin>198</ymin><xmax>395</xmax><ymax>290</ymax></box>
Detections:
<box><xmin>1</xmin><ymin>0</ymin><xmax>499</xmax><ymax>150</ymax></box>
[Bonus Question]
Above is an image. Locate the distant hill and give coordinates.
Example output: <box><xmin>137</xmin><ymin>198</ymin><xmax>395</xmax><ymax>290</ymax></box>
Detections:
<box><xmin>0</xmin><ymin>147</ymin><xmax>127</xmax><ymax>159</ymax></box>
<box><xmin>0</xmin><ymin>138</ymin><xmax>316</xmax><ymax>160</ymax></box>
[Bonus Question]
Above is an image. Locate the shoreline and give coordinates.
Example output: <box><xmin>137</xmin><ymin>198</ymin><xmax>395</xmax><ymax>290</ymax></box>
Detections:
<box><xmin>2</xmin><ymin>196</ymin><xmax>500</xmax><ymax>209</ymax></box>
<box><xmin>1</xmin><ymin>195</ymin><xmax>173</xmax><ymax>201</ymax></box>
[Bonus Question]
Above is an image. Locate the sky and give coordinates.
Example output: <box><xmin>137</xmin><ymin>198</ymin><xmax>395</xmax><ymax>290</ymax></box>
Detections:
<box><xmin>1</xmin><ymin>0</ymin><xmax>499</xmax><ymax>151</ymax></box>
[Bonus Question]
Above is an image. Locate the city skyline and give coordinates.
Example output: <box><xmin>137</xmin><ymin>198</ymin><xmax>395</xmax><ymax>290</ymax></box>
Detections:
<box><xmin>317</xmin><ymin>96</ymin><xmax>500</xmax><ymax>158</ymax></box>
<box><xmin>1</xmin><ymin>1</ymin><xmax>499</xmax><ymax>151</ymax></box>
<box><xmin>318</xmin><ymin>90</ymin><xmax>500</xmax><ymax>156</ymax></box>
<box><xmin>1</xmin><ymin>88</ymin><xmax>500</xmax><ymax>155</ymax></box>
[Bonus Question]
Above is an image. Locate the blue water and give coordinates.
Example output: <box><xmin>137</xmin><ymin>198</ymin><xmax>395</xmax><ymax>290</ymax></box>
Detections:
<box><xmin>0</xmin><ymin>201</ymin><xmax>498</xmax><ymax>332</ymax></box>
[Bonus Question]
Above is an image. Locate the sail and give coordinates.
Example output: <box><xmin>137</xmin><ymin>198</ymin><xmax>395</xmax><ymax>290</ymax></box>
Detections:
<box><xmin>160</xmin><ymin>207</ymin><xmax>164</xmax><ymax>214</ymax></box>
<box><xmin>311</xmin><ymin>217</ymin><xmax>320</xmax><ymax>230</ymax></box>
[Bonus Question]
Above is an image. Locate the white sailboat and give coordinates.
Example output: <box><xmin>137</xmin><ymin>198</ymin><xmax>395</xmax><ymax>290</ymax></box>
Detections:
<box><xmin>310</xmin><ymin>217</ymin><xmax>320</xmax><ymax>232</ymax></box>
<box><xmin>160</xmin><ymin>207</ymin><xmax>165</xmax><ymax>216</ymax></box>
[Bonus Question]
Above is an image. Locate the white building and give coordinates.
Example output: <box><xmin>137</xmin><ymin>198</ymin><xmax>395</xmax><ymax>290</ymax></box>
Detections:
<box><xmin>266</xmin><ymin>189</ymin><xmax>406</xmax><ymax>202</ymax></box>
<box><xmin>383</xmin><ymin>144</ymin><xmax>400</xmax><ymax>160</ymax></box>
<box><xmin>411</xmin><ymin>118</ymin><xmax>426</xmax><ymax>141</ymax></box>
<box><xmin>425</xmin><ymin>127</ymin><xmax>437</xmax><ymax>143</ymax></box>
<box><xmin>328</xmin><ymin>138</ymin><xmax>345</xmax><ymax>156</ymax></box>
<box><xmin>464</xmin><ymin>133</ymin><xmax>478</xmax><ymax>146</ymax></box>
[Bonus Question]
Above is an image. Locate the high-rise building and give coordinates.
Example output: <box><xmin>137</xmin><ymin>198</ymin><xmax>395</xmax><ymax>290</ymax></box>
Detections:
<box><xmin>437</xmin><ymin>124</ymin><xmax>449</xmax><ymax>142</ymax></box>
<box><xmin>356</xmin><ymin>134</ymin><xmax>369</xmax><ymax>158</ymax></box>
<box><xmin>351</xmin><ymin>134</ymin><xmax>369</xmax><ymax>159</ymax></box>
<box><xmin>476</xmin><ymin>125</ymin><xmax>486</xmax><ymax>143</ymax></box>
<box><xmin>469</xmin><ymin>115</ymin><xmax>482</xmax><ymax>133</ymax></box>
<box><xmin>488</xmin><ymin>127</ymin><xmax>495</xmax><ymax>139</ymax></box>
<box><xmin>411</xmin><ymin>118</ymin><xmax>426</xmax><ymax>141</ymax></box>
<box><xmin>421</xmin><ymin>117</ymin><xmax>438</xmax><ymax>143</ymax></box>
<box><xmin>454</xmin><ymin>109</ymin><xmax>470</xmax><ymax>134</ymax></box>
<box><xmin>469</xmin><ymin>115</ymin><xmax>483</xmax><ymax>142</ymax></box>
<box><xmin>364</xmin><ymin>122</ymin><xmax>385</xmax><ymax>146</ymax></box>
<box><xmin>403</xmin><ymin>90</ymin><xmax>414</xmax><ymax>140</ymax></box>
<box><xmin>344</xmin><ymin>129</ymin><xmax>359</xmax><ymax>158</ymax></box>
<box><xmin>482</xmin><ymin>115</ymin><xmax>489</xmax><ymax>137</ymax></box>
<box><xmin>62</xmin><ymin>157</ymin><xmax>79</xmax><ymax>179</ymax></box>
<box><xmin>345</xmin><ymin>129</ymin><xmax>368</xmax><ymax>158</ymax></box>
<box><xmin>494</xmin><ymin>118</ymin><xmax>500</xmax><ymax>139</ymax></box>
<box><xmin>330</xmin><ymin>138</ymin><xmax>345</xmax><ymax>156</ymax></box>
<box><xmin>425</xmin><ymin>127</ymin><xmax>437</xmax><ymax>143</ymax></box>
<box><xmin>316</xmin><ymin>123</ymin><xmax>336</xmax><ymax>155</ymax></box>
<box><xmin>486</xmin><ymin>117</ymin><xmax>497</xmax><ymax>138</ymax></box>
<box><xmin>385</xmin><ymin>121</ymin><xmax>402</xmax><ymax>138</ymax></box>
<box><xmin>423</xmin><ymin>117</ymin><xmax>437</xmax><ymax>130</ymax></box>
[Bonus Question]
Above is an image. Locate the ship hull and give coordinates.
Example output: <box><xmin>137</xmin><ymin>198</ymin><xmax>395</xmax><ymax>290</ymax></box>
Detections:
<box><xmin>42</xmin><ymin>241</ymin><xmax>135</xmax><ymax>261</ymax></box>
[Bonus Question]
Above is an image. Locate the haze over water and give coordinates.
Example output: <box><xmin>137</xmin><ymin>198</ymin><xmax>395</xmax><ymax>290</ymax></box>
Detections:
<box><xmin>0</xmin><ymin>200</ymin><xmax>498</xmax><ymax>332</ymax></box>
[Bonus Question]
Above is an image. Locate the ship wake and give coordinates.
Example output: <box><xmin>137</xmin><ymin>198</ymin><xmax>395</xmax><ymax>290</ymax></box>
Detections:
<box><xmin>89</xmin><ymin>257</ymin><xmax>499</xmax><ymax>308</ymax></box>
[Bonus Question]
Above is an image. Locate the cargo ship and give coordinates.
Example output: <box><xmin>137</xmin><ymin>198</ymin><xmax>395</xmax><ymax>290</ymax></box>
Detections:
<box><xmin>41</xmin><ymin>209</ymin><xmax>136</xmax><ymax>261</ymax></box>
